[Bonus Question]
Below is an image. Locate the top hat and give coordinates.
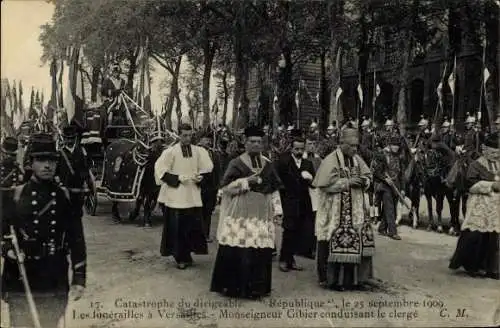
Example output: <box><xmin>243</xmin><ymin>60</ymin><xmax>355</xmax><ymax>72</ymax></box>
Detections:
<box><xmin>1</xmin><ymin>137</ymin><xmax>18</xmax><ymax>155</ymax></box>
<box><xmin>28</xmin><ymin>133</ymin><xmax>59</xmax><ymax>159</ymax></box>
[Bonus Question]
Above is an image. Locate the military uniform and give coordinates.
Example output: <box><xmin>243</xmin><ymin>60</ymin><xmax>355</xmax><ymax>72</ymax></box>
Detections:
<box><xmin>372</xmin><ymin>136</ymin><xmax>405</xmax><ymax>240</ymax></box>
<box><xmin>2</xmin><ymin>133</ymin><xmax>86</xmax><ymax>328</ymax></box>
<box><xmin>102</xmin><ymin>63</ymin><xmax>128</xmax><ymax>126</ymax></box>
<box><xmin>57</xmin><ymin>126</ymin><xmax>93</xmax><ymax>222</ymax></box>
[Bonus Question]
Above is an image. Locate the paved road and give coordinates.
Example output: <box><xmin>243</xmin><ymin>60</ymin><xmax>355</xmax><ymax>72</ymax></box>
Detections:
<box><xmin>2</xmin><ymin>197</ymin><xmax>499</xmax><ymax>327</ymax></box>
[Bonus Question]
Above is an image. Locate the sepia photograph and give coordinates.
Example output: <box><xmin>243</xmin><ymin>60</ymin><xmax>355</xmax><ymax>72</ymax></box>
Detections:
<box><xmin>1</xmin><ymin>0</ymin><xmax>499</xmax><ymax>327</ymax></box>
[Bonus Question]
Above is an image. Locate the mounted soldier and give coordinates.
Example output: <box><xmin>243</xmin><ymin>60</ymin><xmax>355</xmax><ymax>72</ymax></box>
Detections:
<box><xmin>439</xmin><ymin>117</ymin><xmax>458</xmax><ymax>152</ymax></box>
<box><xmin>463</xmin><ymin>112</ymin><xmax>483</xmax><ymax>160</ymax></box>
<box><xmin>414</xmin><ymin>115</ymin><xmax>432</xmax><ymax>149</ymax></box>
<box><xmin>101</xmin><ymin>62</ymin><xmax>128</xmax><ymax>126</ymax></box>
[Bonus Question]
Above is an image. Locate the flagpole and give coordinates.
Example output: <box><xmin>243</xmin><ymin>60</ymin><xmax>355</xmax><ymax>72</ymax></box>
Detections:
<box><xmin>372</xmin><ymin>71</ymin><xmax>376</xmax><ymax>124</ymax></box>
<box><xmin>478</xmin><ymin>42</ymin><xmax>486</xmax><ymax>125</ymax></box>
<box><xmin>357</xmin><ymin>73</ymin><xmax>361</xmax><ymax>125</ymax></box>
<box><xmin>451</xmin><ymin>56</ymin><xmax>456</xmax><ymax>126</ymax></box>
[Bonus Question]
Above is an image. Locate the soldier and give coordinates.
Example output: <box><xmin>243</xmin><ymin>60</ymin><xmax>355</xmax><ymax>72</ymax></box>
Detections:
<box><xmin>321</xmin><ymin>123</ymin><xmax>338</xmax><ymax>157</ymax></box>
<box><xmin>57</xmin><ymin>126</ymin><xmax>95</xmax><ymax>222</ymax></box>
<box><xmin>2</xmin><ymin>133</ymin><xmax>86</xmax><ymax>328</ymax></box>
<box><xmin>440</xmin><ymin>117</ymin><xmax>457</xmax><ymax>151</ymax></box>
<box><xmin>359</xmin><ymin>117</ymin><xmax>375</xmax><ymax>164</ymax></box>
<box><xmin>1</xmin><ymin>137</ymin><xmax>24</xmax><ymax>192</ymax></box>
<box><xmin>372</xmin><ymin>135</ymin><xmax>405</xmax><ymax>240</ymax></box>
<box><xmin>101</xmin><ymin>62</ymin><xmax>127</xmax><ymax>125</ymax></box>
<box><xmin>377</xmin><ymin>118</ymin><xmax>395</xmax><ymax>148</ymax></box>
<box><xmin>463</xmin><ymin>112</ymin><xmax>483</xmax><ymax>159</ymax></box>
<box><xmin>414</xmin><ymin>115</ymin><xmax>431</xmax><ymax>147</ymax></box>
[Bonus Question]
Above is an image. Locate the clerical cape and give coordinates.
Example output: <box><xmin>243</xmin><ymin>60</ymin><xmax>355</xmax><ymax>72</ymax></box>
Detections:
<box><xmin>312</xmin><ymin>148</ymin><xmax>374</xmax><ymax>282</ymax></box>
<box><xmin>216</xmin><ymin>153</ymin><xmax>283</xmax><ymax>248</ymax></box>
<box><xmin>211</xmin><ymin>152</ymin><xmax>283</xmax><ymax>298</ymax></box>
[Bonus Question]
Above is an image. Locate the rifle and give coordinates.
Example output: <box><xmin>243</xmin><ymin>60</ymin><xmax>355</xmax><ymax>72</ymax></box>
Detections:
<box><xmin>384</xmin><ymin>173</ymin><xmax>412</xmax><ymax>211</ymax></box>
<box><xmin>5</xmin><ymin>226</ymin><xmax>43</xmax><ymax>328</ymax></box>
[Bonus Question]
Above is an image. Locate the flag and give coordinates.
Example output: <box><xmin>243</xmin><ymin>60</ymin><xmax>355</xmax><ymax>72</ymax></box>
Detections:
<box><xmin>357</xmin><ymin>83</ymin><xmax>363</xmax><ymax>105</ymax></box>
<box><xmin>29</xmin><ymin>87</ymin><xmax>36</xmax><ymax>119</ymax></box>
<box><xmin>63</xmin><ymin>49</ymin><xmax>76</xmax><ymax>125</ymax></box>
<box><xmin>375</xmin><ymin>83</ymin><xmax>381</xmax><ymax>97</ymax></box>
<box><xmin>18</xmin><ymin>81</ymin><xmax>24</xmax><ymax>125</ymax></box>
<box><xmin>57</xmin><ymin>61</ymin><xmax>64</xmax><ymax>108</ymax></box>
<box><xmin>72</xmin><ymin>47</ymin><xmax>85</xmax><ymax>127</ymax></box>
<box><xmin>48</xmin><ymin>58</ymin><xmax>58</xmax><ymax>121</ymax></box>
<box><xmin>437</xmin><ymin>82</ymin><xmax>443</xmax><ymax>107</ymax></box>
<box><xmin>295</xmin><ymin>89</ymin><xmax>300</xmax><ymax>110</ymax></box>
<box><xmin>315</xmin><ymin>78</ymin><xmax>320</xmax><ymax>103</ymax></box>
<box><xmin>12</xmin><ymin>82</ymin><xmax>18</xmax><ymax>119</ymax></box>
<box><xmin>4</xmin><ymin>81</ymin><xmax>12</xmax><ymax>118</ymax></box>
<box><xmin>448</xmin><ymin>71</ymin><xmax>455</xmax><ymax>95</ymax></box>
<box><xmin>484</xmin><ymin>67</ymin><xmax>490</xmax><ymax>84</ymax></box>
<box><xmin>335</xmin><ymin>87</ymin><xmax>343</xmax><ymax>103</ymax></box>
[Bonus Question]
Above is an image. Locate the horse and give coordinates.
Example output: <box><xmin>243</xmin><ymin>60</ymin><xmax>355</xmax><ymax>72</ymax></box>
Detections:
<box><xmin>404</xmin><ymin>142</ymin><xmax>456</xmax><ymax>232</ymax></box>
<box><xmin>127</xmin><ymin>139</ymin><xmax>167</xmax><ymax>227</ymax></box>
<box><xmin>444</xmin><ymin>152</ymin><xmax>469</xmax><ymax>235</ymax></box>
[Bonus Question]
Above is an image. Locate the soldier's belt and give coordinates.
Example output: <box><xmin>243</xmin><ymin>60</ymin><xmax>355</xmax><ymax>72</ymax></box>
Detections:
<box><xmin>21</xmin><ymin>240</ymin><xmax>65</xmax><ymax>259</ymax></box>
<box><xmin>67</xmin><ymin>187</ymin><xmax>90</xmax><ymax>194</ymax></box>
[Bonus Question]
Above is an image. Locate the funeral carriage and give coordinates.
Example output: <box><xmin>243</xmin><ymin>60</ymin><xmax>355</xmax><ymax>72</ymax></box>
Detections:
<box><xmin>81</xmin><ymin>93</ymin><xmax>157</xmax><ymax>216</ymax></box>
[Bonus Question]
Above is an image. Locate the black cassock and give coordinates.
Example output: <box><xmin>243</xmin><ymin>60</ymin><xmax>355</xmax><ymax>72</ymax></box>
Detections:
<box><xmin>274</xmin><ymin>153</ymin><xmax>316</xmax><ymax>262</ymax></box>
<box><xmin>210</xmin><ymin>154</ymin><xmax>282</xmax><ymax>299</ymax></box>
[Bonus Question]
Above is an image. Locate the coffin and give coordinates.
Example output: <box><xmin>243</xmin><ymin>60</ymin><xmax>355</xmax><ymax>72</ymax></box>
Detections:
<box><xmin>98</xmin><ymin>139</ymin><xmax>145</xmax><ymax>202</ymax></box>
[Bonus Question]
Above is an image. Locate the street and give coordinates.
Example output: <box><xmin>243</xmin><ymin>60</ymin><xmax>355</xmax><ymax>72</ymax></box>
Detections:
<box><xmin>2</xmin><ymin>197</ymin><xmax>499</xmax><ymax>327</ymax></box>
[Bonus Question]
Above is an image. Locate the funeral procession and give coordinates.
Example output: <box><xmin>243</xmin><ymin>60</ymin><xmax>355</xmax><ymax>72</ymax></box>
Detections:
<box><xmin>1</xmin><ymin>0</ymin><xmax>499</xmax><ymax>327</ymax></box>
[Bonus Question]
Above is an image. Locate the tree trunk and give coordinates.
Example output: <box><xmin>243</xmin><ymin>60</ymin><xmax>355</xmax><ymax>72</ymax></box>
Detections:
<box><xmin>221</xmin><ymin>70</ymin><xmax>229</xmax><ymax>125</ymax></box>
<box><xmin>397</xmin><ymin>37</ymin><xmax>412</xmax><ymax>134</ymax></box>
<box><xmin>328</xmin><ymin>43</ymin><xmax>342</xmax><ymax>124</ymax></box>
<box><xmin>319</xmin><ymin>50</ymin><xmax>328</xmax><ymax>131</ymax></box>
<box><xmin>91</xmin><ymin>65</ymin><xmax>101</xmax><ymax>102</ymax></box>
<box><xmin>175</xmin><ymin>92</ymin><xmax>182</xmax><ymax>125</ymax></box>
<box><xmin>202</xmin><ymin>42</ymin><xmax>216</xmax><ymax>129</ymax></box>
<box><xmin>164</xmin><ymin>57</ymin><xmax>182</xmax><ymax>130</ymax></box>
<box><xmin>232</xmin><ymin>42</ymin><xmax>244</xmax><ymax>129</ymax></box>
<box><xmin>279</xmin><ymin>48</ymin><xmax>294</xmax><ymax>126</ymax></box>
<box><xmin>328</xmin><ymin>0</ymin><xmax>344</xmax><ymax>125</ymax></box>
<box><xmin>236</xmin><ymin>61</ymin><xmax>249</xmax><ymax>129</ymax></box>
<box><xmin>125</xmin><ymin>49</ymin><xmax>139</xmax><ymax>96</ymax></box>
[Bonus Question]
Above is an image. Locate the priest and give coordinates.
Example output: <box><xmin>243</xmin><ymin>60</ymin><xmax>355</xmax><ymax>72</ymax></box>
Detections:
<box><xmin>449</xmin><ymin>131</ymin><xmax>499</xmax><ymax>279</ymax></box>
<box><xmin>210</xmin><ymin>126</ymin><xmax>283</xmax><ymax>299</ymax></box>
<box><xmin>154</xmin><ymin>123</ymin><xmax>213</xmax><ymax>269</ymax></box>
<box><xmin>312</xmin><ymin>127</ymin><xmax>375</xmax><ymax>290</ymax></box>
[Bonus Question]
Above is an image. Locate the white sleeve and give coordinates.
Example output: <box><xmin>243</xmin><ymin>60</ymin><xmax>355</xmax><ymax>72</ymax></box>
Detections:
<box><xmin>271</xmin><ymin>191</ymin><xmax>283</xmax><ymax>216</ymax></box>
